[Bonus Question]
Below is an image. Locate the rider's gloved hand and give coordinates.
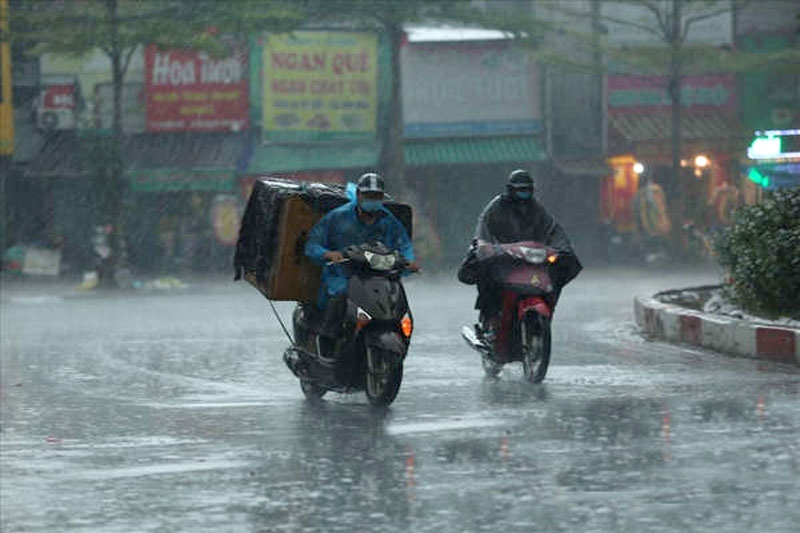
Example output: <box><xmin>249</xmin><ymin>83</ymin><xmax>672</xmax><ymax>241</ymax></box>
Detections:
<box><xmin>407</xmin><ymin>260</ymin><xmax>421</xmax><ymax>273</ymax></box>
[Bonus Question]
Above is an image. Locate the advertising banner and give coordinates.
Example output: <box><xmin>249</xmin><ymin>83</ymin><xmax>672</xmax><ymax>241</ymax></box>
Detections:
<box><xmin>0</xmin><ymin>0</ymin><xmax>13</xmax><ymax>156</ymax></box>
<box><xmin>607</xmin><ymin>75</ymin><xmax>737</xmax><ymax>114</ymax></box>
<box><xmin>145</xmin><ymin>45</ymin><xmax>249</xmax><ymax>132</ymax></box>
<box><xmin>401</xmin><ymin>41</ymin><xmax>541</xmax><ymax>138</ymax></box>
<box><xmin>36</xmin><ymin>83</ymin><xmax>78</xmax><ymax>130</ymax></box>
<box><xmin>261</xmin><ymin>31</ymin><xmax>378</xmax><ymax>139</ymax></box>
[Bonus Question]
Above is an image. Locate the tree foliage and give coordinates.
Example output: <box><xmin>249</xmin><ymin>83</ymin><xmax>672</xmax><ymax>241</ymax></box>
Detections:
<box><xmin>715</xmin><ymin>187</ymin><xmax>800</xmax><ymax>319</ymax></box>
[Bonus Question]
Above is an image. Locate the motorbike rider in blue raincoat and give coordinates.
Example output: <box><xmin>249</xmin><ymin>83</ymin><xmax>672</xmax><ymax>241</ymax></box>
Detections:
<box><xmin>305</xmin><ymin>172</ymin><xmax>419</xmax><ymax>356</ymax></box>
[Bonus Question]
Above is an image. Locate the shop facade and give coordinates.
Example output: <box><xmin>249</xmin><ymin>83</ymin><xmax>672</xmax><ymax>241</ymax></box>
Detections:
<box><xmin>603</xmin><ymin>73</ymin><xmax>748</xmax><ymax>249</ymax></box>
<box><xmin>400</xmin><ymin>30</ymin><xmax>546</xmax><ymax>265</ymax></box>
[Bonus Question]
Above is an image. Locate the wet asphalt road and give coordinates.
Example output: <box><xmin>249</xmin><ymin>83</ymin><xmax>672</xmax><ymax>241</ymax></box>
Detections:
<box><xmin>2</xmin><ymin>267</ymin><xmax>799</xmax><ymax>532</ymax></box>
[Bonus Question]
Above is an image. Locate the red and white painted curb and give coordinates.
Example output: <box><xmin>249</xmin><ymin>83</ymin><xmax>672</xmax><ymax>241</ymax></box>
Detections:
<box><xmin>634</xmin><ymin>295</ymin><xmax>800</xmax><ymax>366</ymax></box>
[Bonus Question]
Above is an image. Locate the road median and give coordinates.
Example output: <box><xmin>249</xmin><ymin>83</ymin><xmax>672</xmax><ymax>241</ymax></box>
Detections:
<box><xmin>634</xmin><ymin>287</ymin><xmax>799</xmax><ymax>366</ymax></box>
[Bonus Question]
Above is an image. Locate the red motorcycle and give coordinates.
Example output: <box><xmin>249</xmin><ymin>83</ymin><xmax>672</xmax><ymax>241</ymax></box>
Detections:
<box><xmin>460</xmin><ymin>240</ymin><xmax>560</xmax><ymax>383</ymax></box>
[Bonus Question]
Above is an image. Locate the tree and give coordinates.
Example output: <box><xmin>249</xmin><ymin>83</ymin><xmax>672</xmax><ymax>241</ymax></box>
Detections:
<box><xmin>10</xmin><ymin>0</ymin><xmax>309</xmax><ymax>284</ymax></box>
<box><xmin>496</xmin><ymin>0</ymin><xmax>799</xmax><ymax>180</ymax></box>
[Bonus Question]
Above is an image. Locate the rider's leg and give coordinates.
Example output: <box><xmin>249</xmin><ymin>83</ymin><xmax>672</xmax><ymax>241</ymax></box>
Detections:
<box><xmin>318</xmin><ymin>295</ymin><xmax>346</xmax><ymax>358</ymax></box>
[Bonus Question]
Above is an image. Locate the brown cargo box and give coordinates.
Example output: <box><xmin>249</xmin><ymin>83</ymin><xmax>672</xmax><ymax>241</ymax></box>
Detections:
<box><xmin>234</xmin><ymin>177</ymin><xmax>413</xmax><ymax>303</ymax></box>
<box><xmin>245</xmin><ymin>196</ymin><xmax>322</xmax><ymax>303</ymax></box>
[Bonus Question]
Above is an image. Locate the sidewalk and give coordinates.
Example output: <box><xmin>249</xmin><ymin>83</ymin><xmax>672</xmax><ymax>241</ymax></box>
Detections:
<box><xmin>634</xmin><ymin>288</ymin><xmax>800</xmax><ymax>366</ymax></box>
<box><xmin>1</xmin><ymin>271</ymin><xmax>233</xmax><ymax>298</ymax></box>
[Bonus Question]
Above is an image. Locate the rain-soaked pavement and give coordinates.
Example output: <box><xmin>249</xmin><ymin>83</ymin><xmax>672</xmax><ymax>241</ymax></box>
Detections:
<box><xmin>2</xmin><ymin>267</ymin><xmax>799</xmax><ymax>532</ymax></box>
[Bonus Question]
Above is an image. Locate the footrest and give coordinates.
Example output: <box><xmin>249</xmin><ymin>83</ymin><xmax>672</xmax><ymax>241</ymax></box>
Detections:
<box><xmin>461</xmin><ymin>325</ymin><xmax>490</xmax><ymax>354</ymax></box>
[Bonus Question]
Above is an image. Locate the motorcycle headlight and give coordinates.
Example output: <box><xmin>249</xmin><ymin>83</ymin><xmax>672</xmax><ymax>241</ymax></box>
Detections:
<box><xmin>518</xmin><ymin>246</ymin><xmax>547</xmax><ymax>264</ymax></box>
<box><xmin>364</xmin><ymin>251</ymin><xmax>396</xmax><ymax>271</ymax></box>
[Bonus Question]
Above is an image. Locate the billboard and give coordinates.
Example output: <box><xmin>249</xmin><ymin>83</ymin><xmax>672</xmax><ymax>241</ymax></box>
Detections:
<box><xmin>261</xmin><ymin>31</ymin><xmax>378</xmax><ymax>139</ymax></box>
<box><xmin>607</xmin><ymin>74</ymin><xmax>737</xmax><ymax>114</ymax></box>
<box><xmin>0</xmin><ymin>0</ymin><xmax>13</xmax><ymax>156</ymax></box>
<box><xmin>401</xmin><ymin>41</ymin><xmax>541</xmax><ymax>138</ymax></box>
<box><xmin>145</xmin><ymin>45</ymin><xmax>249</xmax><ymax>132</ymax></box>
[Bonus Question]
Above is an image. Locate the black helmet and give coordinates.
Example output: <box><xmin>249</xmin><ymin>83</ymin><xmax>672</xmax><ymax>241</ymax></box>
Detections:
<box><xmin>506</xmin><ymin>169</ymin><xmax>535</xmax><ymax>201</ymax></box>
<box><xmin>356</xmin><ymin>172</ymin><xmax>385</xmax><ymax>194</ymax></box>
<box><xmin>507</xmin><ymin>169</ymin><xmax>534</xmax><ymax>189</ymax></box>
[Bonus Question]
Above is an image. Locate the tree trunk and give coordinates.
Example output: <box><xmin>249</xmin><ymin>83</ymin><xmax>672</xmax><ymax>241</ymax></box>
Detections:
<box><xmin>105</xmin><ymin>0</ymin><xmax>127</xmax><ymax>284</ymax></box>
<box><xmin>668</xmin><ymin>0</ymin><xmax>683</xmax><ymax>230</ymax></box>
<box><xmin>378</xmin><ymin>17</ymin><xmax>406</xmax><ymax>192</ymax></box>
<box><xmin>591</xmin><ymin>0</ymin><xmax>606</xmax><ymax>156</ymax></box>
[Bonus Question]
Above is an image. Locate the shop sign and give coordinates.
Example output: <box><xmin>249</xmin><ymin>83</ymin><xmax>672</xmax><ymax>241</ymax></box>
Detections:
<box><xmin>145</xmin><ymin>45</ymin><xmax>249</xmax><ymax>132</ymax></box>
<box><xmin>607</xmin><ymin>75</ymin><xmax>736</xmax><ymax>114</ymax></box>
<box><xmin>402</xmin><ymin>41</ymin><xmax>540</xmax><ymax>138</ymax></box>
<box><xmin>261</xmin><ymin>31</ymin><xmax>378</xmax><ymax>139</ymax></box>
<box><xmin>748</xmin><ymin>129</ymin><xmax>800</xmax><ymax>160</ymax></box>
<box><xmin>36</xmin><ymin>83</ymin><xmax>78</xmax><ymax>130</ymax></box>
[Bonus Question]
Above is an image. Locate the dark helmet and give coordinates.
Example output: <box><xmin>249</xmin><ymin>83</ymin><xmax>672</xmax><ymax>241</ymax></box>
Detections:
<box><xmin>356</xmin><ymin>172</ymin><xmax>385</xmax><ymax>194</ymax></box>
<box><xmin>506</xmin><ymin>169</ymin><xmax>534</xmax><ymax>199</ymax></box>
<box><xmin>507</xmin><ymin>169</ymin><xmax>533</xmax><ymax>189</ymax></box>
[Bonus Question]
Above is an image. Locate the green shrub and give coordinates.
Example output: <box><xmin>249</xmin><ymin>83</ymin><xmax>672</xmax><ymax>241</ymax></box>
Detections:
<box><xmin>714</xmin><ymin>186</ymin><xmax>800</xmax><ymax>319</ymax></box>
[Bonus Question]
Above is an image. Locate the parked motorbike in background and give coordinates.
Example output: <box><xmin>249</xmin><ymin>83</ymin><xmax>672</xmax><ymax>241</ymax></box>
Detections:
<box><xmin>284</xmin><ymin>242</ymin><xmax>414</xmax><ymax>407</ymax></box>
<box><xmin>461</xmin><ymin>240</ymin><xmax>564</xmax><ymax>383</ymax></box>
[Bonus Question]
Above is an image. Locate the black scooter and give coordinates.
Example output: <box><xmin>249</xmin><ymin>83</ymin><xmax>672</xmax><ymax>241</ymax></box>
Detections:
<box><xmin>283</xmin><ymin>242</ymin><xmax>414</xmax><ymax>407</ymax></box>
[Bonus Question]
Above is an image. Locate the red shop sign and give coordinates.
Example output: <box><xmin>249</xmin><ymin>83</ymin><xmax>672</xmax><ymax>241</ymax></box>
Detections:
<box><xmin>145</xmin><ymin>45</ymin><xmax>249</xmax><ymax>132</ymax></box>
<box><xmin>42</xmin><ymin>84</ymin><xmax>76</xmax><ymax>109</ymax></box>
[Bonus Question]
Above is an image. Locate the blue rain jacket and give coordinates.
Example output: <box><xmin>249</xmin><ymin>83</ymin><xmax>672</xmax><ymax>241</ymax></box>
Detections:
<box><xmin>305</xmin><ymin>201</ymin><xmax>415</xmax><ymax>309</ymax></box>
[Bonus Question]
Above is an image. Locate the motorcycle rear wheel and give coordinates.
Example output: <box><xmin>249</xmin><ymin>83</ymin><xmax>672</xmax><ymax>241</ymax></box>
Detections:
<box><xmin>300</xmin><ymin>380</ymin><xmax>327</xmax><ymax>401</ymax></box>
<box><xmin>365</xmin><ymin>347</ymin><xmax>403</xmax><ymax>407</ymax></box>
<box><xmin>522</xmin><ymin>315</ymin><xmax>551</xmax><ymax>383</ymax></box>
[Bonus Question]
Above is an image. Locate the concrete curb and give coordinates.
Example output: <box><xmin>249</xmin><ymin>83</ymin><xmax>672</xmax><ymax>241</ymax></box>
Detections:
<box><xmin>634</xmin><ymin>293</ymin><xmax>799</xmax><ymax>366</ymax></box>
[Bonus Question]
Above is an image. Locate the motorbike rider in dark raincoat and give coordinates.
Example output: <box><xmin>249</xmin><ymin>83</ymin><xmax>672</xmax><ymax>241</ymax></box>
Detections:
<box><xmin>458</xmin><ymin>169</ymin><xmax>582</xmax><ymax>332</ymax></box>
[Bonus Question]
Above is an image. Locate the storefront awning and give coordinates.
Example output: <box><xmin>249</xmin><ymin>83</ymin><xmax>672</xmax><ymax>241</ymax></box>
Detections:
<box><xmin>608</xmin><ymin>112</ymin><xmax>747</xmax><ymax>155</ymax></box>
<box><xmin>246</xmin><ymin>140</ymin><xmax>382</xmax><ymax>174</ymax></box>
<box><xmin>405</xmin><ymin>136</ymin><xmax>545</xmax><ymax>167</ymax></box>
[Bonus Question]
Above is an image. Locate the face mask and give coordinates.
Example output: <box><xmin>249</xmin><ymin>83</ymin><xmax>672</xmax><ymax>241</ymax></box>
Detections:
<box><xmin>514</xmin><ymin>190</ymin><xmax>532</xmax><ymax>200</ymax></box>
<box><xmin>360</xmin><ymin>199</ymin><xmax>383</xmax><ymax>213</ymax></box>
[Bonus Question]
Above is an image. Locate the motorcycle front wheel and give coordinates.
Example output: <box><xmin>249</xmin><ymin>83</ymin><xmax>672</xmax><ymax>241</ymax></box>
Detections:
<box><xmin>481</xmin><ymin>354</ymin><xmax>502</xmax><ymax>377</ymax></box>
<box><xmin>300</xmin><ymin>380</ymin><xmax>327</xmax><ymax>401</ymax></box>
<box><xmin>521</xmin><ymin>314</ymin><xmax>551</xmax><ymax>383</ymax></box>
<box><xmin>365</xmin><ymin>346</ymin><xmax>403</xmax><ymax>407</ymax></box>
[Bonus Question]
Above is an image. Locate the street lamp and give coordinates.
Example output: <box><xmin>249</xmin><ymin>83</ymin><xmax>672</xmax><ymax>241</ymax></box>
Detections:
<box><xmin>633</xmin><ymin>162</ymin><xmax>645</xmax><ymax>174</ymax></box>
<box><xmin>694</xmin><ymin>154</ymin><xmax>709</xmax><ymax>168</ymax></box>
